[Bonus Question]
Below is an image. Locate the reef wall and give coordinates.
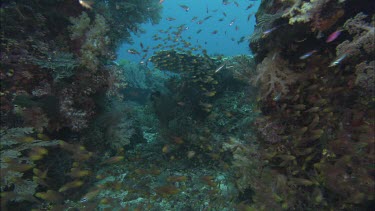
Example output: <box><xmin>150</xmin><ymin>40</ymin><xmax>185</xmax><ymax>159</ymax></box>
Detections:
<box><xmin>247</xmin><ymin>0</ymin><xmax>374</xmax><ymax>209</ymax></box>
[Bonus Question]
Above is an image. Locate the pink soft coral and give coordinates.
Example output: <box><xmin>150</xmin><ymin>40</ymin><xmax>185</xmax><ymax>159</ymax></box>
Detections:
<box><xmin>252</xmin><ymin>51</ymin><xmax>298</xmax><ymax>99</ymax></box>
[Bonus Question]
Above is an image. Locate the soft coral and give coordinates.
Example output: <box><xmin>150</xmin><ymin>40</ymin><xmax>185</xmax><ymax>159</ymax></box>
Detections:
<box><xmin>252</xmin><ymin>51</ymin><xmax>299</xmax><ymax>99</ymax></box>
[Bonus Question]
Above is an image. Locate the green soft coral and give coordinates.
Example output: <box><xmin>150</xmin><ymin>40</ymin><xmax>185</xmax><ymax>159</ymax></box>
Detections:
<box><xmin>69</xmin><ymin>12</ymin><xmax>110</xmax><ymax>71</ymax></box>
<box><xmin>69</xmin><ymin>12</ymin><xmax>91</xmax><ymax>39</ymax></box>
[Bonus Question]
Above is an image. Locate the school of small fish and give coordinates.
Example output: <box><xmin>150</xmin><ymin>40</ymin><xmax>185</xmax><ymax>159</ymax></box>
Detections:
<box><xmin>124</xmin><ymin>0</ymin><xmax>259</xmax><ymax>65</ymax></box>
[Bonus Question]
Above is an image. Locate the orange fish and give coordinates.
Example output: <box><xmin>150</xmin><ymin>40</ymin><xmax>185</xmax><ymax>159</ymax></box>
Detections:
<box><xmin>101</xmin><ymin>156</ymin><xmax>124</xmax><ymax>165</ymax></box>
<box><xmin>154</xmin><ymin>185</ymin><xmax>179</xmax><ymax>197</ymax></box>
<box><xmin>162</xmin><ymin>145</ymin><xmax>170</xmax><ymax>153</ymax></box>
<box><xmin>167</xmin><ymin>176</ymin><xmax>188</xmax><ymax>182</ymax></box>
<box><xmin>171</xmin><ymin>136</ymin><xmax>184</xmax><ymax>144</ymax></box>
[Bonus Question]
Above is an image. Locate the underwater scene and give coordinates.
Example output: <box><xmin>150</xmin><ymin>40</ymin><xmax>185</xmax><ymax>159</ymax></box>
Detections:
<box><xmin>0</xmin><ymin>0</ymin><xmax>374</xmax><ymax>210</ymax></box>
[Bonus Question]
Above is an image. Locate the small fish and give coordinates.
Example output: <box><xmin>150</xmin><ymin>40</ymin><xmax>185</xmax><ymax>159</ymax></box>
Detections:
<box><xmin>179</xmin><ymin>5</ymin><xmax>189</xmax><ymax>11</ymax></box>
<box><xmin>201</xmin><ymin>176</ymin><xmax>216</xmax><ymax>187</ymax></box>
<box><xmin>33</xmin><ymin>168</ymin><xmax>48</xmax><ymax>179</ymax></box>
<box><xmin>273</xmin><ymin>92</ymin><xmax>281</xmax><ymax>101</ymax></box>
<box><xmin>167</xmin><ymin>176</ymin><xmax>188</xmax><ymax>182</ymax></box>
<box><xmin>127</xmin><ymin>49</ymin><xmax>140</xmax><ymax>55</ymax></box>
<box><xmin>37</xmin><ymin>133</ymin><xmax>50</xmax><ymax>141</ymax></box>
<box><xmin>299</xmin><ymin>50</ymin><xmax>317</xmax><ymax>60</ymax></box>
<box><xmin>237</xmin><ymin>36</ymin><xmax>245</xmax><ymax>44</ymax></box>
<box><xmin>197</xmin><ymin>20</ymin><xmax>204</xmax><ymax>24</ymax></box>
<box><xmin>140</xmin><ymin>42</ymin><xmax>144</xmax><ymax>49</ymax></box>
<box><xmin>177</xmin><ymin>102</ymin><xmax>185</xmax><ymax>106</ymax></box>
<box><xmin>204</xmin><ymin>91</ymin><xmax>216</xmax><ymax>97</ymax></box>
<box><xmin>316</xmin><ymin>31</ymin><xmax>324</xmax><ymax>39</ymax></box>
<box><xmin>154</xmin><ymin>185</ymin><xmax>179</xmax><ymax>197</ymax></box>
<box><xmin>229</xmin><ymin>19</ymin><xmax>236</xmax><ymax>26</ymax></box>
<box><xmin>20</xmin><ymin>136</ymin><xmax>35</xmax><ymax>143</ymax></box>
<box><xmin>59</xmin><ymin>180</ymin><xmax>84</xmax><ymax>192</ymax></box>
<box><xmin>80</xmin><ymin>188</ymin><xmax>100</xmax><ymax>203</ymax></box>
<box><xmin>68</xmin><ymin>168</ymin><xmax>91</xmax><ymax>178</ymax></box>
<box><xmin>262</xmin><ymin>26</ymin><xmax>279</xmax><ymax>38</ymax></box>
<box><xmin>222</xmin><ymin>0</ymin><xmax>230</xmax><ymax>5</ymax></box>
<box><xmin>211</xmin><ymin>30</ymin><xmax>218</xmax><ymax>34</ymax></box>
<box><xmin>246</xmin><ymin>4</ymin><xmax>253</xmax><ymax>10</ymax></box>
<box><xmin>295</xmin><ymin>38</ymin><xmax>307</xmax><ymax>43</ymax></box>
<box><xmin>162</xmin><ymin>145</ymin><xmax>170</xmax><ymax>153</ymax></box>
<box><xmin>36</xmin><ymin>190</ymin><xmax>63</xmax><ymax>203</ymax></box>
<box><xmin>204</xmin><ymin>16</ymin><xmax>212</xmax><ymax>20</ymax></box>
<box><xmin>214</xmin><ymin>63</ymin><xmax>226</xmax><ymax>73</ymax></box>
<box><xmin>8</xmin><ymin>163</ymin><xmax>34</xmax><ymax>172</ymax></box>
<box><xmin>78</xmin><ymin>0</ymin><xmax>93</xmax><ymax>10</ymax></box>
<box><xmin>329</xmin><ymin>54</ymin><xmax>347</xmax><ymax>67</ymax></box>
<box><xmin>191</xmin><ymin>16</ymin><xmax>198</xmax><ymax>22</ymax></box>
<box><xmin>166</xmin><ymin>17</ymin><xmax>176</xmax><ymax>21</ymax></box>
<box><xmin>247</xmin><ymin>13</ymin><xmax>252</xmax><ymax>21</ymax></box>
<box><xmin>218</xmin><ymin>18</ymin><xmax>224</xmax><ymax>22</ymax></box>
<box><xmin>223</xmin><ymin>12</ymin><xmax>227</xmax><ymax>17</ymax></box>
<box><xmin>199</xmin><ymin>102</ymin><xmax>213</xmax><ymax>108</ymax></box>
<box><xmin>187</xmin><ymin>151</ymin><xmax>196</xmax><ymax>159</ymax></box>
<box><xmin>234</xmin><ymin>1</ymin><xmax>239</xmax><ymax>7</ymax></box>
<box><xmin>171</xmin><ymin>136</ymin><xmax>184</xmax><ymax>145</ymax></box>
<box><xmin>326</xmin><ymin>30</ymin><xmax>342</xmax><ymax>43</ymax></box>
<box><xmin>235</xmin><ymin>26</ymin><xmax>239</xmax><ymax>31</ymax></box>
<box><xmin>101</xmin><ymin>156</ymin><xmax>124</xmax><ymax>165</ymax></box>
<box><xmin>29</xmin><ymin>147</ymin><xmax>48</xmax><ymax>161</ymax></box>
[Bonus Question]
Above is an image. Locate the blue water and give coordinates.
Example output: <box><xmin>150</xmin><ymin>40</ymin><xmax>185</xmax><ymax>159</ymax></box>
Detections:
<box><xmin>117</xmin><ymin>0</ymin><xmax>260</xmax><ymax>63</ymax></box>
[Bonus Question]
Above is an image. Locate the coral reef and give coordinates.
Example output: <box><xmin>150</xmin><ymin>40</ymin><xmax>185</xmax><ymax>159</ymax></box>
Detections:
<box><xmin>1</xmin><ymin>0</ymin><xmax>373</xmax><ymax>210</ymax></box>
<box><xmin>245</xmin><ymin>0</ymin><xmax>375</xmax><ymax>210</ymax></box>
<box><xmin>0</xmin><ymin>0</ymin><xmax>162</xmax><ymax>209</ymax></box>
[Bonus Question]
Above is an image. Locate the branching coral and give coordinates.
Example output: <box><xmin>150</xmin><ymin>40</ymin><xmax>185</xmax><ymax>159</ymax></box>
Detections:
<box><xmin>252</xmin><ymin>51</ymin><xmax>299</xmax><ymax>99</ymax></box>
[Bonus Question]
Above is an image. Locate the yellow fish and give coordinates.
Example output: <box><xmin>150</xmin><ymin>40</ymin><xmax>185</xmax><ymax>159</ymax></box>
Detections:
<box><xmin>59</xmin><ymin>180</ymin><xmax>84</xmax><ymax>192</ymax></box>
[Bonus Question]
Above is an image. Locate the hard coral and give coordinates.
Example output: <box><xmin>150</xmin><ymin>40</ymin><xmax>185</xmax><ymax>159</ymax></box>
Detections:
<box><xmin>282</xmin><ymin>0</ymin><xmax>344</xmax><ymax>28</ymax></box>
